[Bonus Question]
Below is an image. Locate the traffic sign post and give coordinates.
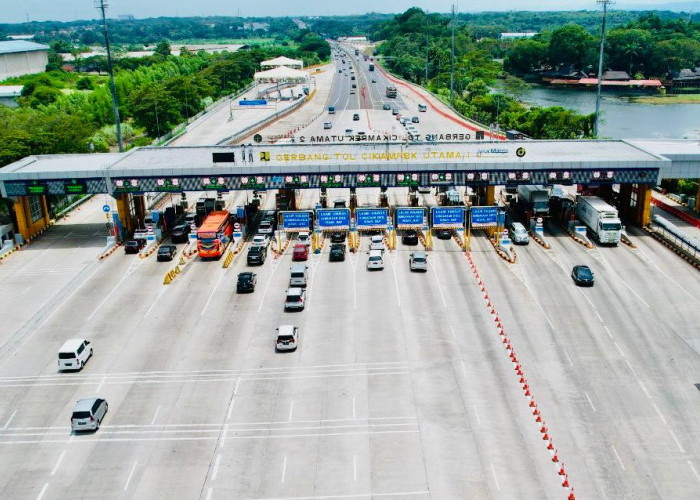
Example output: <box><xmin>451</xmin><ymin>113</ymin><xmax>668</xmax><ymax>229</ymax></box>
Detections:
<box><xmin>102</xmin><ymin>204</ymin><xmax>111</xmax><ymax>213</ymax></box>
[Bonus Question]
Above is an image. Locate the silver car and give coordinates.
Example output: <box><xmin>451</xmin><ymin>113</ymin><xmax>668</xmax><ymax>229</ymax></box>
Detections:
<box><xmin>409</xmin><ymin>251</ymin><xmax>428</xmax><ymax>272</ymax></box>
<box><xmin>71</xmin><ymin>398</ymin><xmax>108</xmax><ymax>432</ymax></box>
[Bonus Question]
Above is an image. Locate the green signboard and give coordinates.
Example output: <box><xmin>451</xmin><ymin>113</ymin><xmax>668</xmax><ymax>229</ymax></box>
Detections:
<box><xmin>284</xmin><ymin>175</ymin><xmax>310</xmax><ymax>189</ymax></box>
<box><xmin>154</xmin><ymin>178</ymin><xmax>181</xmax><ymax>192</ymax></box>
<box><xmin>203</xmin><ymin>176</ymin><xmax>227</xmax><ymax>190</ymax></box>
<box><xmin>240</xmin><ymin>175</ymin><xmax>266</xmax><ymax>190</ymax></box>
<box><xmin>64</xmin><ymin>179</ymin><xmax>87</xmax><ymax>194</ymax></box>
<box><xmin>396</xmin><ymin>172</ymin><xmax>420</xmax><ymax>187</ymax></box>
<box><xmin>319</xmin><ymin>174</ymin><xmax>344</xmax><ymax>188</ymax></box>
<box><xmin>357</xmin><ymin>173</ymin><xmax>381</xmax><ymax>188</ymax></box>
<box><xmin>26</xmin><ymin>181</ymin><xmax>47</xmax><ymax>195</ymax></box>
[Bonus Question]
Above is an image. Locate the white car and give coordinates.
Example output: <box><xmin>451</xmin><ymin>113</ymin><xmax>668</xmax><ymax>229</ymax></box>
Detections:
<box><xmin>251</xmin><ymin>234</ymin><xmax>270</xmax><ymax>247</ymax></box>
<box><xmin>369</xmin><ymin>234</ymin><xmax>385</xmax><ymax>251</ymax></box>
<box><xmin>276</xmin><ymin>325</ymin><xmax>298</xmax><ymax>351</ymax></box>
<box><xmin>258</xmin><ymin>220</ymin><xmax>273</xmax><ymax>234</ymax></box>
<box><xmin>297</xmin><ymin>231</ymin><xmax>311</xmax><ymax>247</ymax></box>
<box><xmin>323</xmin><ymin>122</ymin><xmax>332</xmax><ymax>130</ymax></box>
<box><xmin>409</xmin><ymin>251</ymin><xmax>428</xmax><ymax>272</ymax></box>
<box><xmin>58</xmin><ymin>339</ymin><xmax>93</xmax><ymax>371</ymax></box>
<box><xmin>284</xmin><ymin>288</ymin><xmax>306</xmax><ymax>311</ymax></box>
<box><xmin>366</xmin><ymin>250</ymin><xmax>384</xmax><ymax>270</ymax></box>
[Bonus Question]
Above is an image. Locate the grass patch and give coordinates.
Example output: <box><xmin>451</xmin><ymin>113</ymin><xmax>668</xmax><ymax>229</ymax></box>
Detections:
<box><xmin>625</xmin><ymin>94</ymin><xmax>700</xmax><ymax>105</ymax></box>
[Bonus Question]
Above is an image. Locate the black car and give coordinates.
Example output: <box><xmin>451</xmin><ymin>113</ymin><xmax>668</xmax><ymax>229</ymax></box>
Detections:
<box><xmin>124</xmin><ymin>239</ymin><xmax>145</xmax><ymax>254</ymax></box>
<box><xmin>353</xmin><ymin>113</ymin><xmax>360</xmax><ymax>121</ymax></box>
<box><xmin>171</xmin><ymin>224</ymin><xmax>191</xmax><ymax>243</ymax></box>
<box><xmin>157</xmin><ymin>245</ymin><xmax>177</xmax><ymax>262</ymax></box>
<box><xmin>330</xmin><ymin>232</ymin><xmax>346</xmax><ymax>243</ymax></box>
<box><xmin>383</xmin><ymin>103</ymin><xmax>391</xmax><ymax>110</ymax></box>
<box><xmin>572</xmin><ymin>265</ymin><xmax>594</xmax><ymax>286</ymax></box>
<box><xmin>329</xmin><ymin>243</ymin><xmax>346</xmax><ymax>261</ymax></box>
<box><xmin>435</xmin><ymin>229</ymin><xmax>452</xmax><ymax>240</ymax></box>
<box><xmin>237</xmin><ymin>272</ymin><xmax>257</xmax><ymax>293</ymax></box>
<box><xmin>402</xmin><ymin>230</ymin><xmax>419</xmax><ymax>245</ymax></box>
<box><xmin>247</xmin><ymin>245</ymin><xmax>267</xmax><ymax>265</ymax></box>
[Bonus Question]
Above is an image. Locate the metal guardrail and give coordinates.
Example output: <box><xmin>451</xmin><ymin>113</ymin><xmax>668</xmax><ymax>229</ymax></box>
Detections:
<box><xmin>217</xmin><ymin>96</ymin><xmax>307</xmax><ymax>145</ymax></box>
<box><xmin>651</xmin><ymin>214</ymin><xmax>700</xmax><ymax>260</ymax></box>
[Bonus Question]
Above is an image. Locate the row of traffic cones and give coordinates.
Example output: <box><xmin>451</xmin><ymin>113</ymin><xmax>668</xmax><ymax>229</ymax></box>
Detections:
<box><xmin>466</xmin><ymin>250</ymin><xmax>575</xmax><ymax>500</ymax></box>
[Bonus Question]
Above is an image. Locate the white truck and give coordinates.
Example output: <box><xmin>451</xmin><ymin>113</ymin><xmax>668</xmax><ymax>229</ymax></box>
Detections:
<box><xmin>517</xmin><ymin>185</ymin><xmax>550</xmax><ymax>217</ymax></box>
<box><xmin>575</xmin><ymin>196</ymin><xmax>621</xmax><ymax>245</ymax></box>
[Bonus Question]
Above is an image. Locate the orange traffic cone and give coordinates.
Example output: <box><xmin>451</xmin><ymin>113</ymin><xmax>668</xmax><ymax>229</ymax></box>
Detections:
<box><xmin>562</xmin><ymin>475</ymin><xmax>570</xmax><ymax>488</ymax></box>
<box><xmin>568</xmin><ymin>488</ymin><xmax>575</xmax><ymax>500</ymax></box>
<box><xmin>558</xmin><ymin>463</ymin><xmax>566</xmax><ymax>476</ymax></box>
<box><xmin>547</xmin><ymin>439</ymin><xmax>554</xmax><ymax>451</ymax></box>
<box><xmin>552</xmin><ymin>450</ymin><xmax>559</xmax><ymax>462</ymax></box>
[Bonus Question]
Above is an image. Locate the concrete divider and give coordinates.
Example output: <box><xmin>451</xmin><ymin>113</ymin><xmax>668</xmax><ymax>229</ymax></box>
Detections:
<box><xmin>98</xmin><ymin>236</ymin><xmax>119</xmax><ymax>260</ymax></box>
<box><xmin>568</xmin><ymin>221</ymin><xmax>594</xmax><ymax>248</ymax></box>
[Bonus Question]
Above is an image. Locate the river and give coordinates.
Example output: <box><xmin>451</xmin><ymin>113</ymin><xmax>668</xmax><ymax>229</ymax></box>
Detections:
<box><xmin>520</xmin><ymin>86</ymin><xmax>700</xmax><ymax>140</ymax></box>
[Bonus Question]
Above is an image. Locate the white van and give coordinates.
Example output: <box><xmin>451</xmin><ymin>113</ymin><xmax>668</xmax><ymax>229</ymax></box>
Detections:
<box><xmin>58</xmin><ymin>339</ymin><xmax>93</xmax><ymax>371</ymax></box>
<box><xmin>511</xmin><ymin>222</ymin><xmax>530</xmax><ymax>244</ymax></box>
<box><xmin>366</xmin><ymin>250</ymin><xmax>385</xmax><ymax>270</ymax></box>
<box><xmin>289</xmin><ymin>263</ymin><xmax>308</xmax><ymax>287</ymax></box>
<box><xmin>369</xmin><ymin>234</ymin><xmax>385</xmax><ymax>251</ymax></box>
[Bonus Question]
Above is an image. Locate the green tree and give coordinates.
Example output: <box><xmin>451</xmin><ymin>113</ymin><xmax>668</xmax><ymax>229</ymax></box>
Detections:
<box><xmin>649</xmin><ymin>38</ymin><xmax>700</xmax><ymax>74</ymax></box>
<box><xmin>548</xmin><ymin>24</ymin><xmax>596</xmax><ymax>69</ymax></box>
<box><xmin>129</xmin><ymin>85</ymin><xmax>182</xmax><ymax>137</ymax></box>
<box><xmin>504</xmin><ymin>39</ymin><xmax>548</xmax><ymax>75</ymax></box>
<box><xmin>28</xmin><ymin>86</ymin><xmax>62</xmax><ymax>108</ymax></box>
<box><xmin>606</xmin><ymin>28</ymin><xmax>653</xmax><ymax>75</ymax></box>
<box><xmin>46</xmin><ymin>50</ymin><xmax>64</xmax><ymax>71</ymax></box>
<box><xmin>154</xmin><ymin>39</ymin><xmax>172</xmax><ymax>58</ymax></box>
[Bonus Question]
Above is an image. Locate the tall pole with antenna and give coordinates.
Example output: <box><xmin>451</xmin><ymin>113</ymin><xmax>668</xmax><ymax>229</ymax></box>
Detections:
<box><xmin>95</xmin><ymin>0</ymin><xmax>123</xmax><ymax>152</ymax></box>
<box><xmin>450</xmin><ymin>4</ymin><xmax>455</xmax><ymax>104</ymax></box>
<box><xmin>594</xmin><ymin>0</ymin><xmax>613</xmax><ymax>138</ymax></box>
<box><xmin>425</xmin><ymin>11</ymin><xmax>429</xmax><ymax>85</ymax></box>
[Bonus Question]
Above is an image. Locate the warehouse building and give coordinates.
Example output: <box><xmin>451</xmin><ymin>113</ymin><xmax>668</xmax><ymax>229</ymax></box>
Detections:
<box><xmin>0</xmin><ymin>41</ymin><xmax>50</xmax><ymax>81</ymax></box>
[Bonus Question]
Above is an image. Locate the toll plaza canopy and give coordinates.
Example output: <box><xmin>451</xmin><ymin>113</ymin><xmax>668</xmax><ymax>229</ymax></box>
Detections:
<box><xmin>1</xmin><ymin>139</ymin><xmax>696</xmax><ymax>197</ymax></box>
<box><xmin>259</xmin><ymin>56</ymin><xmax>303</xmax><ymax>69</ymax></box>
<box><xmin>253</xmin><ymin>66</ymin><xmax>309</xmax><ymax>84</ymax></box>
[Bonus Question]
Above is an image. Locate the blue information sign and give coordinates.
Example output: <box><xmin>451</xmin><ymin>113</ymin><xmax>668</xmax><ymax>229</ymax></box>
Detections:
<box><xmin>316</xmin><ymin>209</ymin><xmax>350</xmax><ymax>229</ymax></box>
<box><xmin>239</xmin><ymin>99</ymin><xmax>267</xmax><ymax>106</ymax></box>
<box><xmin>432</xmin><ymin>207</ymin><xmax>464</xmax><ymax>228</ymax></box>
<box><xmin>102</xmin><ymin>204</ymin><xmax>110</xmax><ymax>213</ymax></box>
<box><xmin>470</xmin><ymin>206</ymin><xmax>499</xmax><ymax>228</ymax></box>
<box><xmin>356</xmin><ymin>209</ymin><xmax>388</xmax><ymax>229</ymax></box>
<box><xmin>282</xmin><ymin>211</ymin><xmax>311</xmax><ymax>230</ymax></box>
<box><xmin>395</xmin><ymin>208</ymin><xmax>425</xmax><ymax>228</ymax></box>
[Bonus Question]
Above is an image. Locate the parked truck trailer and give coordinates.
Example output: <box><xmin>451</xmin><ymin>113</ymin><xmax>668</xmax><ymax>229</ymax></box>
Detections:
<box><xmin>575</xmin><ymin>196</ymin><xmax>621</xmax><ymax>245</ymax></box>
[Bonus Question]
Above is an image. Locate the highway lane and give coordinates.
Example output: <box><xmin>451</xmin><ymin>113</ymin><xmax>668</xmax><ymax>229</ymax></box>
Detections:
<box><xmin>470</xmin><ymin>221</ymin><xmax>700</xmax><ymax>498</ymax></box>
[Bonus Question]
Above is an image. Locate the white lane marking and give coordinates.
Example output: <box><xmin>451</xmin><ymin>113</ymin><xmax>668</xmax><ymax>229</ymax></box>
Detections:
<box><xmin>625</xmin><ymin>360</ymin><xmax>637</xmax><ymax>376</ymax></box>
<box><xmin>490</xmin><ymin>463</ymin><xmax>501</xmax><ymax>492</ymax></box>
<box><xmin>595</xmin><ymin>311</ymin><xmax>604</xmax><ymax>323</ymax></box>
<box><xmin>36</xmin><ymin>482</ymin><xmax>49</xmax><ymax>500</ymax></box>
<box><xmin>226</xmin><ymin>399</ymin><xmax>236</xmax><ymax>421</ymax></box>
<box><xmin>652</xmin><ymin>403</ymin><xmax>668</xmax><ymax>425</ymax></box>
<box><xmin>246</xmin><ymin>491</ymin><xmax>431</xmax><ymax>500</ymax></box>
<box><xmin>211</xmin><ymin>453</ymin><xmax>221</xmax><ymax>481</ymax></box>
<box><xmin>144</xmin><ymin>287</ymin><xmax>166</xmax><ymax>318</ymax></box>
<box><xmin>257</xmin><ymin>244</ymin><xmax>289</xmax><ymax>313</ymax></box>
<box><xmin>50</xmin><ymin>450</ymin><xmax>66</xmax><ymax>476</ymax></box>
<box><xmin>201</xmin><ymin>273</ymin><xmax>225</xmax><ymax>316</ymax></box>
<box><xmin>429</xmin><ymin>258</ymin><xmax>448</xmax><ymax>309</ymax></box>
<box><xmin>449</xmin><ymin>324</ymin><xmax>456</xmax><ymax>338</ymax></box>
<box><xmin>206</xmin><ymin>488</ymin><xmax>213</xmax><ymax>500</ymax></box>
<box><xmin>19</xmin><ymin>286</ymin><xmax>32</xmax><ymax>296</ymax></box>
<box><xmin>220</xmin><ymin>426</ymin><xmax>227</xmax><ymax>449</ymax></box>
<box><xmin>563</xmin><ymin>349</ymin><xmax>574</xmax><ymax>367</ymax></box>
<box><xmin>613</xmin><ymin>342</ymin><xmax>625</xmax><ymax>357</ymax></box>
<box><xmin>0</xmin><ymin>430</ymin><xmax>421</xmax><ymax>446</ymax></box>
<box><xmin>579</xmin><ymin>289</ymin><xmax>595</xmax><ymax>308</ymax></box>
<box><xmin>638</xmin><ymin>380</ymin><xmax>652</xmax><ymax>399</ymax></box>
<box><xmin>281</xmin><ymin>456</ymin><xmax>288</xmax><ymax>483</ymax></box>
<box><xmin>604</xmin><ymin>325</ymin><xmax>614</xmax><ymax>340</ymax></box>
<box><xmin>460</xmin><ymin>361</ymin><xmax>467</xmax><ymax>376</ymax></box>
<box><xmin>352</xmin><ymin>397</ymin><xmax>356</xmax><ymax>419</ymax></box>
<box><xmin>688</xmin><ymin>460</ymin><xmax>700</xmax><ymax>481</ymax></box>
<box><xmin>233</xmin><ymin>377</ymin><xmax>240</xmax><ymax>394</ymax></box>
<box><xmin>94</xmin><ymin>376</ymin><xmax>106</xmax><ymax>395</ymax></box>
<box><xmin>619</xmin><ymin>278</ymin><xmax>650</xmax><ymax>308</ymax></box>
<box><xmin>645</xmin><ymin>259</ymin><xmax>700</xmax><ymax>305</ymax></box>
<box><xmin>124</xmin><ymin>461</ymin><xmax>138</xmax><ymax>490</ymax></box>
<box><xmin>611</xmin><ymin>445</ymin><xmax>625</xmax><ymax>470</ymax></box>
<box><xmin>150</xmin><ymin>406</ymin><xmax>161</xmax><ymax>426</ymax></box>
<box><xmin>288</xmin><ymin>401</ymin><xmax>294</xmax><ymax>422</ymax></box>
<box><xmin>3</xmin><ymin>410</ymin><xmax>17</xmax><ymax>429</ymax></box>
<box><xmin>87</xmin><ymin>266</ymin><xmax>137</xmax><ymax>321</ymax></box>
<box><xmin>584</xmin><ymin>392</ymin><xmax>596</xmax><ymax>412</ymax></box>
<box><xmin>473</xmin><ymin>406</ymin><xmax>481</xmax><ymax>427</ymax></box>
<box><xmin>353</xmin><ymin>454</ymin><xmax>357</xmax><ymax>481</ymax></box>
<box><xmin>670</xmin><ymin>430</ymin><xmax>685</xmax><ymax>453</ymax></box>
<box><xmin>388</xmin><ymin>250</ymin><xmax>401</xmax><ymax>308</ymax></box>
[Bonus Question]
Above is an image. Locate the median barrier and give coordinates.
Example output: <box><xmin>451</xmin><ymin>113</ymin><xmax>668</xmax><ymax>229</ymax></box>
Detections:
<box><xmin>620</xmin><ymin>231</ymin><xmax>636</xmax><ymax>248</ymax></box>
<box><xmin>529</xmin><ymin>230</ymin><xmax>551</xmax><ymax>249</ymax></box>
<box><xmin>490</xmin><ymin>237</ymin><xmax>517</xmax><ymax>264</ymax></box>
<box><xmin>98</xmin><ymin>237</ymin><xmax>119</xmax><ymax>260</ymax></box>
<box><xmin>0</xmin><ymin>241</ymin><xmax>19</xmax><ymax>262</ymax></box>
<box><xmin>139</xmin><ymin>241</ymin><xmax>160</xmax><ymax>259</ymax></box>
<box><xmin>222</xmin><ymin>249</ymin><xmax>234</xmax><ymax>268</ymax></box>
<box><xmin>642</xmin><ymin>225</ymin><xmax>700</xmax><ymax>271</ymax></box>
<box><xmin>567</xmin><ymin>222</ymin><xmax>594</xmax><ymax>249</ymax></box>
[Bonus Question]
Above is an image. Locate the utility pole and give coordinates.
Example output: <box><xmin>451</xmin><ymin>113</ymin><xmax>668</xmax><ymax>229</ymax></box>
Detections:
<box><xmin>594</xmin><ymin>0</ymin><xmax>613</xmax><ymax>138</ymax></box>
<box><xmin>425</xmin><ymin>11</ymin><xmax>429</xmax><ymax>85</ymax></box>
<box><xmin>450</xmin><ymin>4</ymin><xmax>455</xmax><ymax>104</ymax></box>
<box><xmin>95</xmin><ymin>0</ymin><xmax>123</xmax><ymax>152</ymax></box>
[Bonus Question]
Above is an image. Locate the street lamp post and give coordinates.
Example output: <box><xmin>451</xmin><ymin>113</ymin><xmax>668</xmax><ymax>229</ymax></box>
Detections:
<box><xmin>594</xmin><ymin>0</ymin><xmax>613</xmax><ymax>138</ymax></box>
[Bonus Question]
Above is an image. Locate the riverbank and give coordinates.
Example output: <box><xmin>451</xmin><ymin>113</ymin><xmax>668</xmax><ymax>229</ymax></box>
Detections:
<box><xmin>623</xmin><ymin>94</ymin><xmax>700</xmax><ymax>105</ymax></box>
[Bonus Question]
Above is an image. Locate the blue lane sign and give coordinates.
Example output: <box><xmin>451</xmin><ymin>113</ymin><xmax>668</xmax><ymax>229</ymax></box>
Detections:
<box><xmin>239</xmin><ymin>99</ymin><xmax>267</xmax><ymax>106</ymax></box>
<box><xmin>395</xmin><ymin>208</ymin><xmax>425</xmax><ymax>228</ymax></box>
<box><xmin>102</xmin><ymin>204</ymin><xmax>111</xmax><ymax>213</ymax></box>
<box><xmin>282</xmin><ymin>211</ymin><xmax>311</xmax><ymax>230</ymax></box>
<box><xmin>432</xmin><ymin>207</ymin><xmax>464</xmax><ymax>228</ymax></box>
<box><xmin>316</xmin><ymin>209</ymin><xmax>350</xmax><ymax>229</ymax></box>
<box><xmin>356</xmin><ymin>208</ymin><xmax>388</xmax><ymax>229</ymax></box>
<box><xmin>470</xmin><ymin>206</ymin><xmax>499</xmax><ymax>228</ymax></box>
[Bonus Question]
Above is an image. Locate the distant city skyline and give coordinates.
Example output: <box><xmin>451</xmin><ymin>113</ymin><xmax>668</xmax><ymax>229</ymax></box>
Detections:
<box><xmin>3</xmin><ymin>0</ymin><xmax>697</xmax><ymax>24</ymax></box>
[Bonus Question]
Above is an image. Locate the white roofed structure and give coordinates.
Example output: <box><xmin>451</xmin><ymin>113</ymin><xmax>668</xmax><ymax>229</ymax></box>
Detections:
<box><xmin>254</xmin><ymin>66</ymin><xmax>309</xmax><ymax>84</ymax></box>
<box><xmin>260</xmin><ymin>56</ymin><xmax>303</xmax><ymax>69</ymax></box>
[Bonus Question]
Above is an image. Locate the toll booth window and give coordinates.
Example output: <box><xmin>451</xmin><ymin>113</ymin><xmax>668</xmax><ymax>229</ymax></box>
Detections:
<box><xmin>29</xmin><ymin>196</ymin><xmax>43</xmax><ymax>223</ymax></box>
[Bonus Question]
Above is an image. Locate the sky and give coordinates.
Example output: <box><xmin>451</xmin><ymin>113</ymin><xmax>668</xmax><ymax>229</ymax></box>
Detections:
<box><xmin>2</xmin><ymin>0</ymin><xmax>697</xmax><ymax>24</ymax></box>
